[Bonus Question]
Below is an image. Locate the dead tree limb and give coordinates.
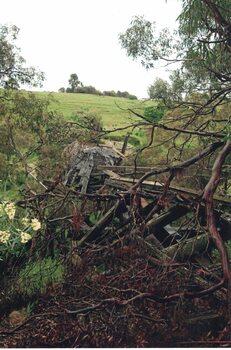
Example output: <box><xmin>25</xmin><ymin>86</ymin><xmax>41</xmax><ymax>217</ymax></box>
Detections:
<box><xmin>128</xmin><ymin>109</ymin><xmax>225</xmax><ymax>139</ymax></box>
<box><xmin>130</xmin><ymin>141</ymin><xmax>224</xmax><ymax>190</ymax></box>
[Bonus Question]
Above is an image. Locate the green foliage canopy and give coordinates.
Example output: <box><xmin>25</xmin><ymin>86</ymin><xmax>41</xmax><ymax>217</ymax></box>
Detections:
<box><xmin>148</xmin><ymin>78</ymin><xmax>171</xmax><ymax>102</ymax></box>
<box><xmin>0</xmin><ymin>25</ymin><xmax>44</xmax><ymax>89</ymax></box>
<box><xmin>119</xmin><ymin>1</ymin><xmax>231</xmax><ymax>99</ymax></box>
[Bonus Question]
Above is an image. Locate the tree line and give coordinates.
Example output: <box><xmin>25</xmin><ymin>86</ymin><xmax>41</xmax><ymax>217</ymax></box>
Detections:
<box><xmin>58</xmin><ymin>73</ymin><xmax>137</xmax><ymax>99</ymax></box>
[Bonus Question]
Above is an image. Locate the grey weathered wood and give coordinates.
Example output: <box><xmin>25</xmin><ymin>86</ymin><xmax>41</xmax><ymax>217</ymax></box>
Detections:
<box><xmin>78</xmin><ymin>153</ymin><xmax>94</xmax><ymax>193</ymax></box>
<box><xmin>77</xmin><ymin>200</ymin><xmax>126</xmax><ymax>246</ymax></box>
<box><xmin>163</xmin><ymin>234</ymin><xmax>210</xmax><ymax>261</ymax></box>
<box><xmin>135</xmin><ymin>234</ymin><xmax>168</xmax><ymax>261</ymax></box>
<box><xmin>104</xmin><ymin>171</ymin><xmax>231</xmax><ymax>205</ymax></box>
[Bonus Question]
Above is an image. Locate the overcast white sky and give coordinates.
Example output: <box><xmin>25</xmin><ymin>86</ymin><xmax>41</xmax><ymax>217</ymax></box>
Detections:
<box><xmin>0</xmin><ymin>0</ymin><xmax>181</xmax><ymax>98</ymax></box>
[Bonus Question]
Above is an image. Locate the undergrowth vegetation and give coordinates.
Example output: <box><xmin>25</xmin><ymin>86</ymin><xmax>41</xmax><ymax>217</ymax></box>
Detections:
<box><xmin>18</xmin><ymin>257</ymin><xmax>64</xmax><ymax>297</ymax></box>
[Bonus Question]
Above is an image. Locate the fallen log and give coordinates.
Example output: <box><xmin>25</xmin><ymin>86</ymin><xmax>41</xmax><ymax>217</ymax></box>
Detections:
<box><xmin>163</xmin><ymin>234</ymin><xmax>210</xmax><ymax>261</ymax></box>
<box><xmin>184</xmin><ymin>311</ymin><xmax>225</xmax><ymax>338</ymax></box>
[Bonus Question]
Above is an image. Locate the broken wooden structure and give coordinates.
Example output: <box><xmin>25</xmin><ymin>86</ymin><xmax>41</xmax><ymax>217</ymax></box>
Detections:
<box><xmin>63</xmin><ymin>141</ymin><xmax>123</xmax><ymax>193</ymax></box>
<box><xmin>62</xmin><ymin>142</ymin><xmax>231</xmax><ymax>259</ymax></box>
<box><xmin>60</xmin><ymin>140</ymin><xmax>231</xmax><ymax>310</ymax></box>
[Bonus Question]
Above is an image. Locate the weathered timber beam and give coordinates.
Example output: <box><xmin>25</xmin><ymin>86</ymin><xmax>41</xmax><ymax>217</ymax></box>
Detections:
<box><xmin>163</xmin><ymin>234</ymin><xmax>210</xmax><ymax>261</ymax></box>
<box><xmin>105</xmin><ymin>179</ymin><xmax>159</xmax><ymax>200</ymax></box>
<box><xmin>135</xmin><ymin>235</ymin><xmax>168</xmax><ymax>261</ymax></box>
<box><xmin>105</xmin><ymin>172</ymin><xmax>231</xmax><ymax>205</ymax></box>
<box><xmin>176</xmin><ymin>266</ymin><xmax>225</xmax><ymax>301</ymax></box>
<box><xmin>77</xmin><ymin>200</ymin><xmax>127</xmax><ymax>246</ymax></box>
<box><xmin>185</xmin><ymin>311</ymin><xmax>222</xmax><ymax>324</ymax></box>
<box><xmin>145</xmin><ymin>205</ymin><xmax>190</xmax><ymax>232</ymax></box>
<box><xmin>78</xmin><ymin>154</ymin><xmax>94</xmax><ymax>194</ymax></box>
<box><xmin>193</xmin><ymin>274</ymin><xmax>226</xmax><ymax>301</ymax></box>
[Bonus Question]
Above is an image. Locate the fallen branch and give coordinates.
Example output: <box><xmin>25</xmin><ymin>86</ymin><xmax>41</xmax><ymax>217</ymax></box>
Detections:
<box><xmin>163</xmin><ymin>233</ymin><xmax>210</xmax><ymax>261</ymax></box>
<box><xmin>130</xmin><ymin>141</ymin><xmax>224</xmax><ymax>190</ymax></box>
<box><xmin>65</xmin><ymin>278</ymin><xmax>225</xmax><ymax>313</ymax></box>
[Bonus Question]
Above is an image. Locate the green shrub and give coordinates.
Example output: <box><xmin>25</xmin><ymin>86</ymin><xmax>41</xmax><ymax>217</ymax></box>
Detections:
<box><xmin>89</xmin><ymin>210</ymin><xmax>103</xmax><ymax>225</ymax></box>
<box><xmin>104</xmin><ymin>134</ymin><xmax>124</xmax><ymax>142</ymax></box>
<box><xmin>128</xmin><ymin>135</ymin><xmax>141</xmax><ymax>148</ymax></box>
<box><xmin>105</xmin><ymin>133</ymin><xmax>141</xmax><ymax>148</ymax></box>
<box><xmin>212</xmin><ymin>241</ymin><xmax>231</xmax><ymax>261</ymax></box>
<box><xmin>143</xmin><ymin>105</ymin><xmax>166</xmax><ymax>122</ymax></box>
<box><xmin>103</xmin><ymin>90</ymin><xmax>117</xmax><ymax>97</ymax></box>
<box><xmin>128</xmin><ymin>94</ymin><xmax>138</xmax><ymax>100</ymax></box>
<box><xmin>18</xmin><ymin>257</ymin><xmax>64</xmax><ymax>296</ymax></box>
<box><xmin>0</xmin><ymin>153</ymin><xmax>9</xmax><ymax>179</ymax></box>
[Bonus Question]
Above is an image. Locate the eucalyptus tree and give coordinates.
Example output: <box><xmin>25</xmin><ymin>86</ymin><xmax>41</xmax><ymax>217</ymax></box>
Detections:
<box><xmin>118</xmin><ymin>0</ymin><xmax>231</xmax><ymax>162</ymax></box>
<box><xmin>0</xmin><ymin>25</ymin><xmax>44</xmax><ymax>89</ymax></box>
<box><xmin>147</xmin><ymin>78</ymin><xmax>172</xmax><ymax>102</ymax></box>
<box><xmin>0</xmin><ymin>24</ymin><xmax>45</xmax><ymax>176</ymax></box>
<box><xmin>119</xmin><ymin>1</ymin><xmax>231</xmax><ymax>100</ymax></box>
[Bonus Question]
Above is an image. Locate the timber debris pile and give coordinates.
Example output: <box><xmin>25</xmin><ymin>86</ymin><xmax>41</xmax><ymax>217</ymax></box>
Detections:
<box><xmin>0</xmin><ymin>142</ymin><xmax>231</xmax><ymax>347</ymax></box>
<box><xmin>62</xmin><ymin>142</ymin><xmax>231</xmax><ymax>257</ymax></box>
<box><xmin>63</xmin><ymin>141</ymin><xmax>123</xmax><ymax>191</ymax></box>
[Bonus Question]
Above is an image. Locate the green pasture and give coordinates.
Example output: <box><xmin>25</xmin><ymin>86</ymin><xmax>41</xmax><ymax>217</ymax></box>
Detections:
<box><xmin>36</xmin><ymin>91</ymin><xmax>153</xmax><ymax>130</ymax></box>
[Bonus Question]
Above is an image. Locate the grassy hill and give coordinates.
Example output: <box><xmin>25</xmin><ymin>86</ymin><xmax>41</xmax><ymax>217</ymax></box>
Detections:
<box><xmin>36</xmin><ymin>91</ymin><xmax>152</xmax><ymax>129</ymax></box>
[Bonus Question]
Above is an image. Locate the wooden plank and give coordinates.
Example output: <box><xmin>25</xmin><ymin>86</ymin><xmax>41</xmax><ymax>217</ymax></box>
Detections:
<box><xmin>78</xmin><ymin>153</ymin><xmax>94</xmax><ymax>194</ymax></box>
<box><xmin>146</xmin><ymin>205</ymin><xmax>190</xmax><ymax>232</ymax></box>
<box><xmin>163</xmin><ymin>234</ymin><xmax>210</xmax><ymax>261</ymax></box>
<box><xmin>77</xmin><ymin>200</ymin><xmax>126</xmax><ymax>246</ymax></box>
<box><xmin>104</xmin><ymin>172</ymin><xmax>231</xmax><ymax>205</ymax></box>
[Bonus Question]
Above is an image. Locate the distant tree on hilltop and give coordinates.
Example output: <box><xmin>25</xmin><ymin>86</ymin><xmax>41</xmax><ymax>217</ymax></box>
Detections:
<box><xmin>67</xmin><ymin>73</ymin><xmax>82</xmax><ymax>93</ymax></box>
<box><xmin>58</xmin><ymin>87</ymin><xmax>65</xmax><ymax>93</ymax></box>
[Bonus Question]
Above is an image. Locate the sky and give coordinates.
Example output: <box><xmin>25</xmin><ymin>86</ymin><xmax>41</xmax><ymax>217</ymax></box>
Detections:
<box><xmin>0</xmin><ymin>0</ymin><xmax>181</xmax><ymax>98</ymax></box>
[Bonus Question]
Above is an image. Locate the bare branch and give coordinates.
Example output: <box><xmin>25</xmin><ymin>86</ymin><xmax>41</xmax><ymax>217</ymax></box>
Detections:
<box><xmin>203</xmin><ymin>140</ymin><xmax>231</xmax><ymax>303</ymax></box>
